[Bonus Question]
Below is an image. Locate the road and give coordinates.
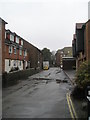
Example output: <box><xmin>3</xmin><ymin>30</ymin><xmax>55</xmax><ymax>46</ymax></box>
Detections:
<box><xmin>3</xmin><ymin>67</ymin><xmax>73</xmax><ymax>118</ymax></box>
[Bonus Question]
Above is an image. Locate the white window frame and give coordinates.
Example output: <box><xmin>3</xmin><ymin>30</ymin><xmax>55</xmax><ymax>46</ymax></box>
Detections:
<box><xmin>16</xmin><ymin>36</ymin><xmax>19</xmax><ymax>44</ymax></box>
<box><xmin>9</xmin><ymin>46</ymin><xmax>13</xmax><ymax>54</ymax></box>
<box><xmin>21</xmin><ymin>40</ymin><xmax>23</xmax><ymax>46</ymax></box>
<box><xmin>10</xmin><ymin>34</ymin><xmax>14</xmax><ymax>42</ymax></box>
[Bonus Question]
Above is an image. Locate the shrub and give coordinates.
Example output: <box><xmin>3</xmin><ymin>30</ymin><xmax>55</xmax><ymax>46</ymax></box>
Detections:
<box><xmin>75</xmin><ymin>61</ymin><xmax>90</xmax><ymax>89</ymax></box>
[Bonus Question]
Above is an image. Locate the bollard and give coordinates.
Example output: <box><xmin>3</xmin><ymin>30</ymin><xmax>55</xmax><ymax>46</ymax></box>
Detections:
<box><xmin>86</xmin><ymin>86</ymin><xmax>90</xmax><ymax>120</ymax></box>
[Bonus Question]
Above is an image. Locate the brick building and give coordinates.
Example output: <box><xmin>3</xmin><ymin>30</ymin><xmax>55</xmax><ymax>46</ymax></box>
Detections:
<box><xmin>55</xmin><ymin>50</ymin><xmax>61</xmax><ymax>67</ymax></box>
<box><xmin>0</xmin><ymin>18</ymin><xmax>43</xmax><ymax>74</ymax></box>
<box><xmin>4</xmin><ymin>29</ymin><xmax>29</xmax><ymax>73</ymax></box>
<box><xmin>23</xmin><ymin>40</ymin><xmax>43</xmax><ymax>69</ymax></box>
<box><xmin>0</xmin><ymin>18</ymin><xmax>7</xmax><ymax>74</ymax></box>
<box><xmin>55</xmin><ymin>47</ymin><xmax>72</xmax><ymax>67</ymax></box>
<box><xmin>72</xmin><ymin>20</ymin><xmax>90</xmax><ymax>69</ymax></box>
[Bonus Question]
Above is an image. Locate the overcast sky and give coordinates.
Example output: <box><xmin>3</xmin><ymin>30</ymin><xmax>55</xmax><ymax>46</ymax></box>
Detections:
<box><xmin>0</xmin><ymin>0</ymin><xmax>89</xmax><ymax>51</ymax></box>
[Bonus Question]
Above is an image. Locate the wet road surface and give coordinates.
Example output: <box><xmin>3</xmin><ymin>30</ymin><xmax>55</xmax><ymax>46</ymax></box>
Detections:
<box><xmin>3</xmin><ymin>67</ymin><xmax>72</xmax><ymax>118</ymax></box>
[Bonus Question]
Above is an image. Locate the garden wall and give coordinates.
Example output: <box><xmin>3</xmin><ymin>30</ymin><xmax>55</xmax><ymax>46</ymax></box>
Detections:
<box><xmin>2</xmin><ymin>68</ymin><xmax>41</xmax><ymax>87</ymax></box>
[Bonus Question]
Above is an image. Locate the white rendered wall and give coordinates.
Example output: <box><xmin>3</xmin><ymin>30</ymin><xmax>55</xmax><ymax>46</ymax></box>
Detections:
<box><xmin>5</xmin><ymin>59</ymin><xmax>24</xmax><ymax>73</ymax></box>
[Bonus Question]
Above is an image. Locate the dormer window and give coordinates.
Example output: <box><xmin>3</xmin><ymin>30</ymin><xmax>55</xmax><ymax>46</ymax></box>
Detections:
<box><xmin>16</xmin><ymin>36</ymin><xmax>19</xmax><ymax>44</ymax></box>
<box><xmin>10</xmin><ymin>34</ymin><xmax>14</xmax><ymax>42</ymax></box>
<box><xmin>21</xmin><ymin>40</ymin><xmax>23</xmax><ymax>46</ymax></box>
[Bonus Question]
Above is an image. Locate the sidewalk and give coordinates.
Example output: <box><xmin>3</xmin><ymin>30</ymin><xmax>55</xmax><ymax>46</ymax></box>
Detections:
<box><xmin>64</xmin><ymin>69</ymin><xmax>88</xmax><ymax>119</ymax></box>
<box><xmin>64</xmin><ymin>70</ymin><xmax>76</xmax><ymax>86</ymax></box>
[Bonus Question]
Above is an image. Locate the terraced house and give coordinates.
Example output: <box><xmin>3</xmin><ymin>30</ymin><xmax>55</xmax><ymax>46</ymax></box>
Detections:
<box><xmin>0</xmin><ymin>17</ymin><xmax>43</xmax><ymax>74</ymax></box>
<box><xmin>72</xmin><ymin>20</ymin><xmax>90</xmax><ymax>69</ymax></box>
<box><xmin>5</xmin><ymin>29</ymin><xmax>29</xmax><ymax>73</ymax></box>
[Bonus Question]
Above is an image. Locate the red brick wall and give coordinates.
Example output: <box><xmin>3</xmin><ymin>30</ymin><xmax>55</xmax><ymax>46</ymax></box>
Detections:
<box><xmin>23</xmin><ymin>40</ymin><xmax>43</xmax><ymax>69</ymax></box>
<box><xmin>85</xmin><ymin>20</ymin><xmax>90</xmax><ymax>62</ymax></box>
<box><xmin>56</xmin><ymin>52</ymin><xmax>61</xmax><ymax>67</ymax></box>
<box><xmin>5</xmin><ymin>44</ymin><xmax>29</xmax><ymax>61</ymax></box>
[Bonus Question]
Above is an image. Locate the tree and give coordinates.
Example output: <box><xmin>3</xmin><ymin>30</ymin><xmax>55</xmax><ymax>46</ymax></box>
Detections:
<box><xmin>42</xmin><ymin>48</ymin><xmax>52</xmax><ymax>64</ymax></box>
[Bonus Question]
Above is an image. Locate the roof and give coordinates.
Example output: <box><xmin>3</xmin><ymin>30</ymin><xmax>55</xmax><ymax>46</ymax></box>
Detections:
<box><xmin>85</xmin><ymin>19</ymin><xmax>90</xmax><ymax>24</ymax></box>
<box><xmin>0</xmin><ymin>17</ymin><xmax>8</xmax><ymax>24</ymax></box>
<box><xmin>62</xmin><ymin>57</ymin><xmax>76</xmax><ymax>60</ymax></box>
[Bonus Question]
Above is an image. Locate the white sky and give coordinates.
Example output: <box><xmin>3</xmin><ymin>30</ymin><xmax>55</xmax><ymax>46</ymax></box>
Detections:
<box><xmin>0</xmin><ymin>0</ymin><xmax>89</xmax><ymax>51</ymax></box>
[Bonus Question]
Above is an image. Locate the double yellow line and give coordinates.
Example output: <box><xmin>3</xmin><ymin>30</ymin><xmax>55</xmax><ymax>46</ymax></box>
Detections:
<box><xmin>66</xmin><ymin>93</ymin><xmax>78</xmax><ymax>119</ymax></box>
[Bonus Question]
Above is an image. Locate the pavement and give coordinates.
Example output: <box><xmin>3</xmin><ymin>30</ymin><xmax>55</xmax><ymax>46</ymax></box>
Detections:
<box><xmin>64</xmin><ymin>69</ymin><xmax>88</xmax><ymax>119</ymax></box>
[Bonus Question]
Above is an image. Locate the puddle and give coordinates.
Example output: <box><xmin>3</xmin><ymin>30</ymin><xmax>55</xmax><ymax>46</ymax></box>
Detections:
<box><xmin>45</xmin><ymin>73</ymin><xmax>51</xmax><ymax>77</ymax></box>
<box><xmin>32</xmin><ymin>77</ymin><xmax>52</xmax><ymax>81</ymax></box>
<box><xmin>56</xmin><ymin>71</ymin><xmax>61</xmax><ymax>74</ymax></box>
<box><xmin>56</xmin><ymin>79</ymin><xmax>68</xmax><ymax>84</ymax></box>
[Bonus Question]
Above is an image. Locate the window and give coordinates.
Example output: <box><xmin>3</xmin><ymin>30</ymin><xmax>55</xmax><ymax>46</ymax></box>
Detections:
<box><xmin>21</xmin><ymin>40</ymin><xmax>23</xmax><ymax>46</ymax></box>
<box><xmin>10</xmin><ymin>34</ymin><xmax>14</xmax><ymax>42</ymax></box>
<box><xmin>9</xmin><ymin>60</ymin><xmax>11</xmax><ymax>66</ymax></box>
<box><xmin>16</xmin><ymin>37</ymin><xmax>19</xmax><ymax>44</ymax></box>
<box><xmin>24</xmin><ymin>50</ymin><xmax>27</xmax><ymax>56</ymax></box>
<box><xmin>9</xmin><ymin>46</ymin><xmax>13</xmax><ymax>54</ymax></box>
<box><xmin>19</xmin><ymin>49</ymin><xmax>22</xmax><ymax>56</ymax></box>
<box><xmin>14</xmin><ymin>47</ymin><xmax>17</xmax><ymax>54</ymax></box>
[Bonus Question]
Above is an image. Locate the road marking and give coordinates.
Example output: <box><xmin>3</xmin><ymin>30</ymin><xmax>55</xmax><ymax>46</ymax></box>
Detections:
<box><xmin>68</xmin><ymin>93</ymin><xmax>78</xmax><ymax>118</ymax></box>
<box><xmin>66</xmin><ymin>93</ymin><xmax>78</xmax><ymax>119</ymax></box>
<box><xmin>66</xmin><ymin>93</ymin><xmax>74</xmax><ymax>119</ymax></box>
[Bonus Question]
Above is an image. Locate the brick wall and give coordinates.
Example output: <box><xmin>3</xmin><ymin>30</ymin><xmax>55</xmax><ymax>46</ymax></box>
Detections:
<box><xmin>23</xmin><ymin>40</ymin><xmax>43</xmax><ymax>69</ymax></box>
<box><xmin>85</xmin><ymin>20</ymin><xmax>90</xmax><ymax>62</ymax></box>
<box><xmin>55</xmin><ymin>51</ymin><xmax>61</xmax><ymax>67</ymax></box>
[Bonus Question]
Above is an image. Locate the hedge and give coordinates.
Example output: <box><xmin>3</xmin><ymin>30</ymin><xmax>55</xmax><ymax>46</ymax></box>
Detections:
<box><xmin>2</xmin><ymin>68</ymin><xmax>41</xmax><ymax>87</ymax></box>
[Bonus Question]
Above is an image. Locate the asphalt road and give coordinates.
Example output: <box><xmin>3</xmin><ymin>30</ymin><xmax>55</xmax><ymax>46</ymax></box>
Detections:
<box><xmin>2</xmin><ymin>67</ymin><xmax>73</xmax><ymax>118</ymax></box>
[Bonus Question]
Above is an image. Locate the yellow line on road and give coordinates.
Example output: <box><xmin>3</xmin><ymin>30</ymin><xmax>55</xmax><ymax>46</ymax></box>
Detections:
<box><xmin>66</xmin><ymin>93</ymin><xmax>74</xmax><ymax>119</ymax></box>
<box><xmin>68</xmin><ymin>93</ymin><xmax>78</xmax><ymax>118</ymax></box>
